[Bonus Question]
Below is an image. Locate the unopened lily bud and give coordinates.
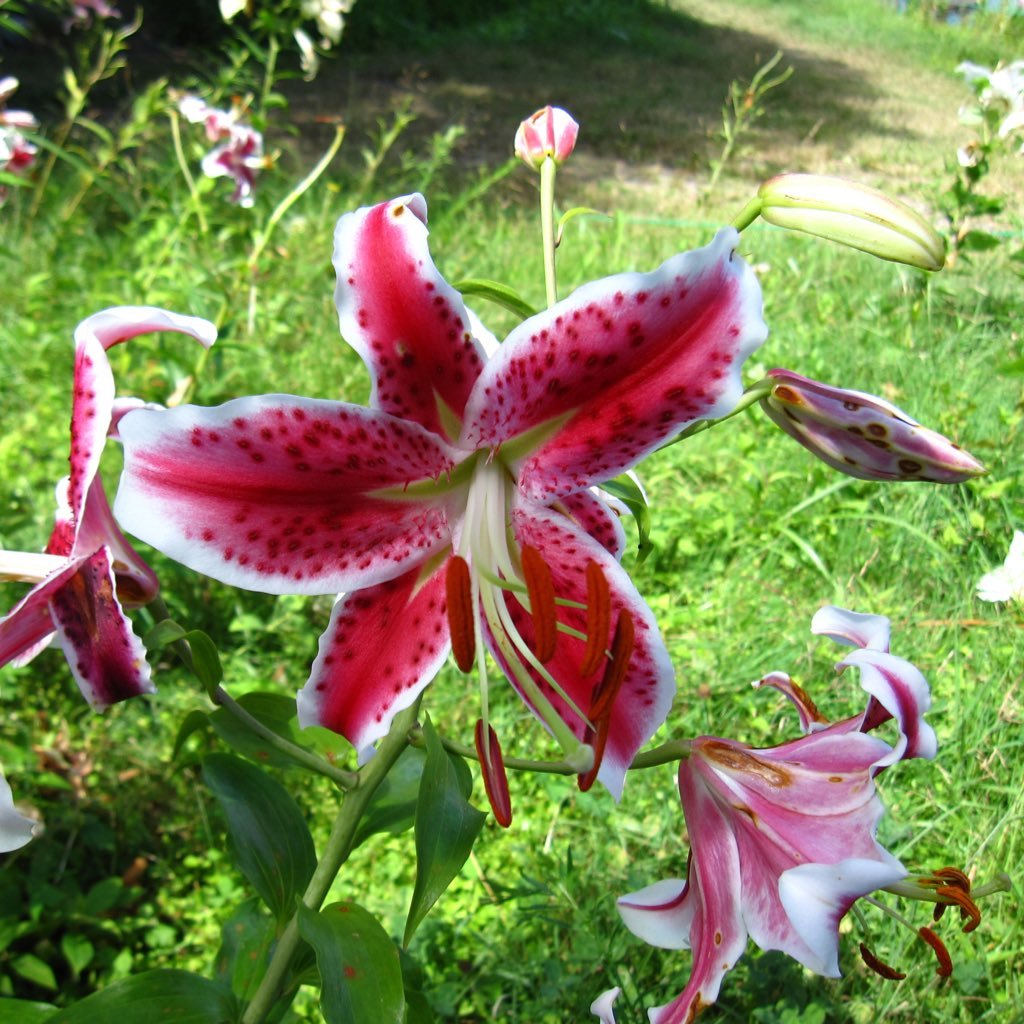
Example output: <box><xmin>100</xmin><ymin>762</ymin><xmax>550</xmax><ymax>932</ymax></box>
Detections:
<box><xmin>761</xmin><ymin>369</ymin><xmax>985</xmax><ymax>483</ymax></box>
<box><xmin>757</xmin><ymin>173</ymin><xmax>946</xmax><ymax>271</ymax></box>
<box><xmin>514</xmin><ymin>106</ymin><xmax>579</xmax><ymax>170</ymax></box>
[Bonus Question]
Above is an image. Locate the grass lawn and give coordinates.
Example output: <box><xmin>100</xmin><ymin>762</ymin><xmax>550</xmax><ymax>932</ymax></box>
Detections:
<box><xmin>0</xmin><ymin>0</ymin><xmax>1021</xmax><ymax>1021</ymax></box>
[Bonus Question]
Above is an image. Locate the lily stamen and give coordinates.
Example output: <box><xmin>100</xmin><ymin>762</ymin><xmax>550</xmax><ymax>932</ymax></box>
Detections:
<box><xmin>520</xmin><ymin>544</ymin><xmax>557</xmax><ymax>663</ymax></box>
<box><xmin>918</xmin><ymin>926</ymin><xmax>954</xmax><ymax>978</ymax></box>
<box><xmin>445</xmin><ymin>555</ymin><xmax>476</xmax><ymax>672</ymax></box>
<box><xmin>589</xmin><ymin>611</ymin><xmax>635</xmax><ymax>722</ymax></box>
<box><xmin>580</xmin><ymin>559</ymin><xmax>611</xmax><ymax>676</ymax></box>
<box><xmin>859</xmin><ymin>942</ymin><xmax>907</xmax><ymax>981</ymax></box>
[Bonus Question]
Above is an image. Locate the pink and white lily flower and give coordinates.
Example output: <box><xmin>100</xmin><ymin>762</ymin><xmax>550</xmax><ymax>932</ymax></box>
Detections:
<box><xmin>616</xmin><ymin>607</ymin><xmax>935</xmax><ymax>1023</ymax></box>
<box><xmin>0</xmin><ymin>307</ymin><xmax>216</xmax><ymax>709</ymax></box>
<box><xmin>114</xmin><ymin>193</ymin><xmax>767</xmax><ymax>793</ymax></box>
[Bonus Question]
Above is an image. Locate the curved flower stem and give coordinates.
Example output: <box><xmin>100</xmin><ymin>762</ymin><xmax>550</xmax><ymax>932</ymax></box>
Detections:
<box><xmin>168</xmin><ymin>109</ymin><xmax>208</xmax><ymax>237</ymax></box>
<box><xmin>240</xmin><ymin>700</ymin><xmax>422</xmax><ymax>1024</ymax></box>
<box><xmin>731</xmin><ymin>196</ymin><xmax>763</xmax><ymax>232</ymax></box>
<box><xmin>421</xmin><ymin>729</ymin><xmax>691</xmax><ymax>774</ymax></box>
<box><xmin>540</xmin><ymin>155</ymin><xmax>558</xmax><ymax>308</ymax></box>
<box><xmin>211</xmin><ymin>685</ymin><xmax>358</xmax><ymax>790</ymax></box>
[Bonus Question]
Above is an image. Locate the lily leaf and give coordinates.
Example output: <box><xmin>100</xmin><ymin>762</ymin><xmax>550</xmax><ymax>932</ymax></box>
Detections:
<box><xmin>202</xmin><ymin>754</ymin><xmax>316</xmax><ymax>922</ymax></box>
<box><xmin>555</xmin><ymin>205</ymin><xmax>608</xmax><ymax>247</ymax></box>
<box><xmin>45</xmin><ymin>970</ymin><xmax>236</xmax><ymax>1023</ymax></box>
<box><xmin>403</xmin><ymin>716</ymin><xmax>485</xmax><ymax>946</ymax></box>
<box><xmin>451</xmin><ymin>278</ymin><xmax>537</xmax><ymax>320</ymax></box>
<box><xmin>352</xmin><ymin>745</ymin><xmax>426</xmax><ymax>849</ymax></box>
<box><xmin>0</xmin><ymin>1000</ymin><xmax>56</xmax><ymax>1023</ymax></box>
<box><xmin>600</xmin><ymin>474</ymin><xmax>653</xmax><ymax>563</ymax></box>
<box><xmin>297</xmin><ymin>902</ymin><xmax>405</xmax><ymax>1024</ymax></box>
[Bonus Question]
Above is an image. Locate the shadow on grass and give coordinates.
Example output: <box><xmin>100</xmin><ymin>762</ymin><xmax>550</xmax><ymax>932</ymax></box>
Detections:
<box><xmin>288</xmin><ymin>0</ymin><xmax>913</xmax><ymax>192</ymax></box>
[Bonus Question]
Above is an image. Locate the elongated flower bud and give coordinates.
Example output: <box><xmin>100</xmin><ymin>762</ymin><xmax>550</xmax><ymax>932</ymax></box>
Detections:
<box><xmin>514</xmin><ymin>106</ymin><xmax>579</xmax><ymax>169</ymax></box>
<box><xmin>761</xmin><ymin>369</ymin><xmax>985</xmax><ymax>482</ymax></box>
<box><xmin>757</xmin><ymin>173</ymin><xmax>946</xmax><ymax>271</ymax></box>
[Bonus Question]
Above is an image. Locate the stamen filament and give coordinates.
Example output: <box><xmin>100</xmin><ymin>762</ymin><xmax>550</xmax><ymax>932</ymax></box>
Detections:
<box><xmin>580</xmin><ymin>560</ymin><xmax>611</xmax><ymax>676</ymax></box>
<box><xmin>521</xmin><ymin>544</ymin><xmax>557</xmax><ymax>662</ymax></box>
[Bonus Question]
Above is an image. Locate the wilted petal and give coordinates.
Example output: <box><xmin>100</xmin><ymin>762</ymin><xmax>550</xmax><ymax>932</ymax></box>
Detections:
<box><xmin>463</xmin><ymin>229</ymin><xmax>767</xmax><ymax>502</ymax></box>
<box><xmin>811</xmin><ymin>604</ymin><xmax>891</xmax><ymax>652</ymax></box>
<box><xmin>116</xmin><ymin>396</ymin><xmax>462</xmax><ymax>596</ymax></box>
<box><xmin>296</xmin><ymin>561</ymin><xmax>450</xmax><ymax>760</ymax></box>
<box><xmin>333</xmin><ymin>194</ymin><xmax>486</xmax><ymax>438</ymax></box>
<box><xmin>0</xmin><ymin>770</ymin><xmax>38</xmax><ymax>853</ymax></box>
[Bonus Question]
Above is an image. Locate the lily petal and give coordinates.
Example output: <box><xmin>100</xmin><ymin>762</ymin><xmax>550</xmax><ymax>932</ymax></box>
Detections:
<box><xmin>555</xmin><ymin>490</ymin><xmax>627</xmax><ymax>559</ymax></box>
<box><xmin>0</xmin><ymin>770</ymin><xmax>38</xmax><ymax>853</ymax></box>
<box><xmin>502</xmin><ymin>502</ymin><xmax>675</xmax><ymax>798</ymax></box>
<box><xmin>617</xmin><ymin>877</ymin><xmax>693</xmax><ymax>950</ymax></box>
<box><xmin>461</xmin><ymin>229</ymin><xmax>767</xmax><ymax>502</ymax></box>
<box><xmin>296</xmin><ymin>561</ymin><xmax>450</xmax><ymax>760</ymax></box>
<box><xmin>810</xmin><ymin>605</ymin><xmax>890</xmax><ymax>652</ymax></box>
<box><xmin>590</xmin><ymin>987</ymin><xmax>621</xmax><ymax>1024</ymax></box>
<box><xmin>752</xmin><ymin>671</ymin><xmax>829</xmax><ymax>733</ymax></box>
<box><xmin>333</xmin><ymin>194</ymin><xmax>486</xmax><ymax>438</ymax></box>
<box><xmin>115</xmin><ymin>395</ymin><xmax>461</xmax><ymax>595</ymax></box>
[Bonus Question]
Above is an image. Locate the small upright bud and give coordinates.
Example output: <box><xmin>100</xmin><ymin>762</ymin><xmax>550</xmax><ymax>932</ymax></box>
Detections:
<box><xmin>757</xmin><ymin>173</ymin><xmax>946</xmax><ymax>271</ymax></box>
<box><xmin>761</xmin><ymin>369</ymin><xmax>985</xmax><ymax>483</ymax></box>
<box><xmin>514</xmin><ymin>106</ymin><xmax>579</xmax><ymax>170</ymax></box>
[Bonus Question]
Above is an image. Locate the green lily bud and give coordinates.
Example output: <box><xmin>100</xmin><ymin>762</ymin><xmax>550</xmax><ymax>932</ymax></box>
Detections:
<box><xmin>757</xmin><ymin>174</ymin><xmax>946</xmax><ymax>271</ymax></box>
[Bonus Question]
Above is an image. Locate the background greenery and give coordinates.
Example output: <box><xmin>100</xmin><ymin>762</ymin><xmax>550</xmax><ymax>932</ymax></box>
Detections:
<box><xmin>1</xmin><ymin>0</ymin><xmax>1021</xmax><ymax>1020</ymax></box>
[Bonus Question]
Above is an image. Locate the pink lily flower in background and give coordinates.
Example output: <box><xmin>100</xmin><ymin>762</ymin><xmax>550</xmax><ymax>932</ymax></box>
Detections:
<box><xmin>515</xmin><ymin>106</ymin><xmax>579</xmax><ymax>169</ymax></box>
<box><xmin>178</xmin><ymin>95</ymin><xmax>267</xmax><ymax>208</ymax></box>
<box><xmin>114</xmin><ymin>192</ymin><xmax>767</xmax><ymax>794</ymax></box>
<box><xmin>0</xmin><ymin>307</ymin><xmax>216</xmax><ymax>708</ymax></box>
<box><xmin>0</xmin><ymin>76</ymin><xmax>37</xmax><ymax>202</ymax></box>
<box><xmin>615</xmin><ymin>607</ymin><xmax>935</xmax><ymax>1023</ymax></box>
<box><xmin>760</xmin><ymin>369</ymin><xmax>984</xmax><ymax>483</ymax></box>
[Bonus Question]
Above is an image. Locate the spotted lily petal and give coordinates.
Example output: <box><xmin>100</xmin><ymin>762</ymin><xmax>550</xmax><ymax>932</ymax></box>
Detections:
<box><xmin>461</xmin><ymin>228</ymin><xmax>767</xmax><ymax>502</ymax></box>
<box><xmin>296</xmin><ymin>561</ymin><xmax>450</xmax><ymax>760</ymax></box>
<box><xmin>333</xmin><ymin>194</ymin><xmax>486</xmax><ymax>438</ymax></box>
<box><xmin>554</xmin><ymin>490</ymin><xmax>627</xmax><ymax>559</ymax></box>
<box><xmin>115</xmin><ymin>396</ymin><xmax>462</xmax><ymax>595</ymax></box>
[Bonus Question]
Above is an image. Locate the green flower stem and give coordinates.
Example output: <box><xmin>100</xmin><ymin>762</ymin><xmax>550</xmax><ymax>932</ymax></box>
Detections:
<box><xmin>660</xmin><ymin>377</ymin><xmax>774</xmax><ymax>449</ymax></box>
<box><xmin>421</xmin><ymin>729</ymin><xmax>691</xmax><ymax>774</ymax></box>
<box><xmin>169</xmin><ymin>109</ymin><xmax>208</xmax><ymax>237</ymax></box>
<box><xmin>211</xmin><ymin>685</ymin><xmax>358</xmax><ymax>790</ymax></box>
<box><xmin>731</xmin><ymin>196</ymin><xmax>763</xmax><ymax>232</ymax></box>
<box><xmin>540</xmin><ymin>155</ymin><xmax>558</xmax><ymax>308</ymax></box>
<box><xmin>240</xmin><ymin>700</ymin><xmax>422</xmax><ymax>1024</ymax></box>
<box><xmin>145</xmin><ymin>597</ymin><xmax>356</xmax><ymax>789</ymax></box>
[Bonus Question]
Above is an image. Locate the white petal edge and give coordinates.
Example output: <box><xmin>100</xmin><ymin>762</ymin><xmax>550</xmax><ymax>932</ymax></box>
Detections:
<box><xmin>617</xmin><ymin>878</ymin><xmax>692</xmax><ymax>950</ymax></box>
<box><xmin>811</xmin><ymin>605</ymin><xmax>890</xmax><ymax>652</ymax></box>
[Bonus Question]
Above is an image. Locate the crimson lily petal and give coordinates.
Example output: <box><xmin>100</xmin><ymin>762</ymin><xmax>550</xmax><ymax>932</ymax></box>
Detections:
<box><xmin>498</xmin><ymin>502</ymin><xmax>674</xmax><ymax>799</ymax></box>
<box><xmin>0</xmin><ymin>560</ymin><xmax>82</xmax><ymax>667</ymax></box>
<box><xmin>333</xmin><ymin>194</ymin><xmax>486</xmax><ymax>437</ymax></box>
<box><xmin>461</xmin><ymin>229</ymin><xmax>767</xmax><ymax>501</ymax></box>
<box><xmin>49</xmin><ymin>546</ymin><xmax>155</xmax><ymax>708</ymax></box>
<box><xmin>115</xmin><ymin>396</ymin><xmax>461</xmax><ymax>595</ymax></box>
<box><xmin>555</xmin><ymin>489</ymin><xmax>627</xmax><ymax>559</ymax></box>
<box><xmin>296</xmin><ymin>561</ymin><xmax>450</xmax><ymax>760</ymax></box>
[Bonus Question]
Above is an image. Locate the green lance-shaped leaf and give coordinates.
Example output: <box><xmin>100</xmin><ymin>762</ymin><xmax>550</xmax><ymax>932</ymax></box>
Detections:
<box><xmin>450</xmin><ymin>278</ymin><xmax>538</xmax><ymax>320</ymax></box>
<box><xmin>215</xmin><ymin>899</ymin><xmax>278</xmax><ymax>1003</ymax></box>
<box><xmin>44</xmin><ymin>970</ymin><xmax>236</xmax><ymax>1023</ymax></box>
<box><xmin>403</xmin><ymin>716</ymin><xmax>486</xmax><ymax>946</ymax></box>
<box><xmin>600</xmin><ymin>474</ymin><xmax>653</xmax><ymax>563</ymax></box>
<box><xmin>202</xmin><ymin>754</ymin><xmax>316</xmax><ymax>922</ymax></box>
<box><xmin>0</xmin><ymin>999</ymin><xmax>56</xmax><ymax>1023</ymax></box>
<box><xmin>297</xmin><ymin>902</ymin><xmax>405</xmax><ymax>1024</ymax></box>
<box><xmin>352</xmin><ymin>745</ymin><xmax>426</xmax><ymax>849</ymax></box>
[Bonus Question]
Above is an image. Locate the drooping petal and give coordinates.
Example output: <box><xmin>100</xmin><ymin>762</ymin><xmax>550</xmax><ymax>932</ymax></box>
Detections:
<box><xmin>752</xmin><ymin>671</ymin><xmax>829</xmax><ymax>733</ymax></box>
<box><xmin>838</xmin><ymin>649</ymin><xmax>937</xmax><ymax>766</ymax></box>
<box><xmin>461</xmin><ymin>229</ymin><xmax>767</xmax><ymax>502</ymax></box>
<box><xmin>296</xmin><ymin>560</ymin><xmax>450</xmax><ymax>760</ymax></box>
<box><xmin>0</xmin><ymin>770</ymin><xmax>38</xmax><ymax>853</ymax></box>
<box><xmin>617</xmin><ymin>877</ymin><xmax>693</xmax><ymax>950</ymax></box>
<box><xmin>115</xmin><ymin>395</ymin><xmax>463</xmax><ymax>596</ymax></box>
<box><xmin>590</xmin><ymin>987</ymin><xmax>621</xmax><ymax>1024</ymax></box>
<box><xmin>333</xmin><ymin>194</ymin><xmax>486</xmax><ymax>438</ymax></box>
<box><xmin>70</xmin><ymin>307</ymin><xmax>216</xmax><ymax>524</ymax></box>
<box><xmin>48</xmin><ymin>546</ymin><xmax>155</xmax><ymax>709</ymax></box>
<box><xmin>778</xmin><ymin>858</ymin><xmax>907</xmax><ymax>976</ymax></box>
<box><xmin>498</xmin><ymin>502</ymin><xmax>674</xmax><ymax>798</ymax></box>
<box><xmin>0</xmin><ymin>558</ymin><xmax>84</xmax><ymax>668</ymax></box>
<box><xmin>810</xmin><ymin>604</ymin><xmax>890</xmax><ymax>652</ymax></box>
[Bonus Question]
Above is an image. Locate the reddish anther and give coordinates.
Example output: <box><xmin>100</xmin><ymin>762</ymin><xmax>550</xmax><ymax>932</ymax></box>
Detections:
<box><xmin>918</xmin><ymin>926</ymin><xmax>954</xmax><ymax>978</ymax></box>
<box><xmin>858</xmin><ymin>942</ymin><xmax>906</xmax><ymax>981</ymax></box>
<box><xmin>579</xmin><ymin>559</ymin><xmax>611</xmax><ymax>677</ymax></box>
<box><xmin>577</xmin><ymin>714</ymin><xmax>610</xmax><ymax>793</ymax></box>
<box><xmin>474</xmin><ymin>719</ymin><xmax>513</xmax><ymax>827</ymax></box>
<box><xmin>589</xmin><ymin>611</ymin><xmax>635</xmax><ymax>722</ymax></box>
<box><xmin>445</xmin><ymin>556</ymin><xmax>475</xmax><ymax>672</ymax></box>
<box><xmin>935</xmin><ymin>885</ymin><xmax>981</xmax><ymax>933</ymax></box>
<box><xmin>521</xmin><ymin>544</ymin><xmax>557</xmax><ymax>663</ymax></box>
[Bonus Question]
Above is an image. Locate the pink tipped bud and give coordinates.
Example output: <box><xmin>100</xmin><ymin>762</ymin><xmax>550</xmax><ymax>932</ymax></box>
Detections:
<box><xmin>761</xmin><ymin>369</ymin><xmax>985</xmax><ymax>483</ymax></box>
<box><xmin>474</xmin><ymin>720</ymin><xmax>512</xmax><ymax>828</ymax></box>
<box><xmin>514</xmin><ymin>106</ymin><xmax>579</xmax><ymax>170</ymax></box>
